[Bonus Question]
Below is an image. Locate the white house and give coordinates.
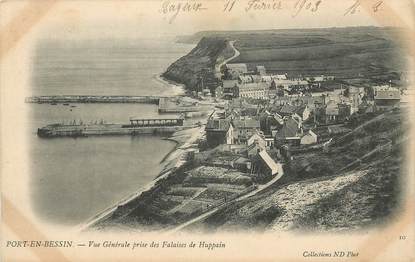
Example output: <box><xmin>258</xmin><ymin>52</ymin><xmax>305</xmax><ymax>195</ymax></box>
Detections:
<box><xmin>300</xmin><ymin>130</ymin><xmax>318</xmax><ymax>145</ymax></box>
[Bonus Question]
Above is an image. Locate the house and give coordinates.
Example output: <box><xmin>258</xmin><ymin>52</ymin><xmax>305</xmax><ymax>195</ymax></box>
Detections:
<box><xmin>338</xmin><ymin>103</ymin><xmax>351</xmax><ymax>121</ymax></box>
<box><xmin>225</xmin><ymin>63</ymin><xmax>248</xmax><ymax>79</ymax></box>
<box><xmin>279</xmin><ymin>104</ymin><xmax>298</xmax><ymax>117</ymax></box>
<box><xmin>247</xmin><ymin>132</ymin><xmax>266</xmax><ymax>148</ymax></box>
<box><xmin>255</xmin><ymin>65</ymin><xmax>266</xmax><ymax>76</ymax></box>
<box><xmin>274</xmin><ymin>104</ymin><xmax>310</xmax><ymax>122</ymax></box>
<box><xmin>287</xmin><ymin>80</ymin><xmax>309</xmax><ymax>91</ymax></box>
<box><xmin>238</xmin><ymin>75</ymin><xmax>254</xmax><ymax>84</ymax></box>
<box><xmin>232</xmin><ymin>119</ymin><xmax>261</xmax><ymax>144</ymax></box>
<box><xmin>247</xmin><ymin>142</ymin><xmax>263</xmax><ymax>159</ymax></box>
<box><xmin>272</xmin><ymin>95</ymin><xmax>325</xmax><ymax>110</ymax></box>
<box><xmin>237</xmin><ymin>82</ymin><xmax>269</xmax><ymax>99</ymax></box>
<box><xmin>322</xmin><ymin>101</ymin><xmax>351</xmax><ymax>124</ymax></box>
<box><xmin>300</xmin><ymin>130</ymin><xmax>318</xmax><ymax>145</ymax></box>
<box><xmin>298</xmin><ymin>95</ymin><xmax>325</xmax><ymax>110</ymax></box>
<box><xmin>240</xmin><ymin>104</ymin><xmax>259</xmax><ymax>117</ymax></box>
<box><xmin>269</xmin><ymin>85</ymin><xmax>287</xmax><ymax>98</ymax></box>
<box><xmin>272</xmin><ymin>96</ymin><xmax>292</xmax><ymax>106</ymax></box>
<box><xmin>205</xmin><ymin>119</ymin><xmax>234</xmax><ymax>148</ymax></box>
<box><xmin>358</xmin><ymin>100</ymin><xmax>376</xmax><ymax>114</ymax></box>
<box><xmin>261</xmin><ymin>75</ymin><xmax>273</xmax><ymax>82</ymax></box>
<box><xmin>305</xmin><ymin>75</ymin><xmax>335</xmax><ymax>82</ymax></box>
<box><xmin>216</xmin><ymin>144</ymin><xmax>246</xmax><ymax>154</ymax></box>
<box><xmin>349</xmin><ymin>87</ymin><xmax>365</xmax><ymax>113</ymax></box>
<box><xmin>222</xmin><ymin>80</ymin><xmax>239</xmax><ymax>99</ymax></box>
<box><xmin>325</xmin><ymin>100</ymin><xmax>339</xmax><ymax>123</ymax></box>
<box><xmin>295</xmin><ymin>105</ymin><xmax>311</xmax><ymax>121</ymax></box>
<box><xmin>258</xmin><ymin>150</ymin><xmax>280</xmax><ymax>177</ymax></box>
<box><xmin>259</xmin><ymin>111</ymin><xmax>284</xmax><ymax>135</ymax></box>
<box><xmin>273</xmin><ymin>74</ymin><xmax>288</xmax><ymax>80</ymax></box>
<box><xmin>268</xmin><ymin>79</ymin><xmax>308</xmax><ymax>91</ymax></box>
<box><xmin>373</xmin><ymin>86</ymin><xmax>400</xmax><ymax>109</ymax></box>
<box><xmin>247</xmin><ymin>132</ymin><xmax>267</xmax><ymax>158</ymax></box>
<box><xmin>264</xmin><ymin>137</ymin><xmax>275</xmax><ymax>149</ymax></box>
<box><xmin>274</xmin><ymin>117</ymin><xmax>302</xmax><ymax>146</ymax></box>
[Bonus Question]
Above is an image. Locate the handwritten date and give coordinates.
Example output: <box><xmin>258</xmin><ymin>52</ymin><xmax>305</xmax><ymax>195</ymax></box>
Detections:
<box><xmin>292</xmin><ymin>0</ymin><xmax>322</xmax><ymax>17</ymax></box>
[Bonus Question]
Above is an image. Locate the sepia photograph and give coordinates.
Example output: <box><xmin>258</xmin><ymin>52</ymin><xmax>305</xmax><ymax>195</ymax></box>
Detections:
<box><xmin>1</xmin><ymin>0</ymin><xmax>414</xmax><ymax>261</ymax></box>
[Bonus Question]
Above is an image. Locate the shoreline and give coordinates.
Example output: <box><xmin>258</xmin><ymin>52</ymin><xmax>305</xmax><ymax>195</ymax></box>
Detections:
<box><xmin>80</xmin><ymin>123</ymin><xmax>208</xmax><ymax>231</ymax></box>
<box><xmin>159</xmin><ymin>138</ymin><xmax>180</xmax><ymax>164</ymax></box>
<box><xmin>80</xmin><ymin>73</ymin><xmax>209</xmax><ymax>231</ymax></box>
<box><xmin>154</xmin><ymin>74</ymin><xmax>187</xmax><ymax>97</ymax></box>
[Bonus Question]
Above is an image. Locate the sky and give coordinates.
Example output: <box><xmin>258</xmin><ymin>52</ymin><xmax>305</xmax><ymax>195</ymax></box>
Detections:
<box><xmin>8</xmin><ymin>0</ymin><xmax>409</xmax><ymax>40</ymax></box>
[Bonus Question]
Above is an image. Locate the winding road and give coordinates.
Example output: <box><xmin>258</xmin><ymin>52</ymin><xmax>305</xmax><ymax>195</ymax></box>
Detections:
<box><xmin>214</xmin><ymin>40</ymin><xmax>240</xmax><ymax>78</ymax></box>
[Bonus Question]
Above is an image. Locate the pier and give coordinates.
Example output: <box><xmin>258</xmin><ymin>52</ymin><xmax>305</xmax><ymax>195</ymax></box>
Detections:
<box><xmin>25</xmin><ymin>95</ymin><xmax>174</xmax><ymax>104</ymax></box>
<box><xmin>37</xmin><ymin>116</ymin><xmax>188</xmax><ymax>138</ymax></box>
<box><xmin>25</xmin><ymin>95</ymin><xmax>213</xmax><ymax>114</ymax></box>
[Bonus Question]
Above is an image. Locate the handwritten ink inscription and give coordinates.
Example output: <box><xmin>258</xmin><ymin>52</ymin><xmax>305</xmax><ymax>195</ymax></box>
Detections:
<box><xmin>159</xmin><ymin>0</ymin><xmax>207</xmax><ymax>23</ymax></box>
<box><xmin>292</xmin><ymin>0</ymin><xmax>322</xmax><ymax>17</ymax></box>
<box><xmin>244</xmin><ymin>0</ymin><xmax>283</xmax><ymax>12</ymax></box>
<box><xmin>344</xmin><ymin>0</ymin><xmax>384</xmax><ymax>16</ymax></box>
<box><xmin>159</xmin><ymin>0</ymin><xmax>386</xmax><ymax>23</ymax></box>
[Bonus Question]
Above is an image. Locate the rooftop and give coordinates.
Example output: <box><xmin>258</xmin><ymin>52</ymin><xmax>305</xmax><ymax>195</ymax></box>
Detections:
<box><xmin>233</xmin><ymin>119</ymin><xmax>260</xmax><ymax>129</ymax></box>
<box><xmin>206</xmin><ymin>119</ymin><xmax>231</xmax><ymax>131</ymax></box>
<box><xmin>275</xmin><ymin>118</ymin><xmax>300</xmax><ymax>139</ymax></box>
<box><xmin>259</xmin><ymin>150</ymin><xmax>279</xmax><ymax>175</ymax></box>
<box><xmin>374</xmin><ymin>89</ymin><xmax>400</xmax><ymax>100</ymax></box>
<box><xmin>238</xmin><ymin>82</ymin><xmax>269</xmax><ymax>90</ymax></box>
<box><xmin>222</xmin><ymin>80</ymin><xmax>238</xmax><ymax>88</ymax></box>
<box><xmin>226</xmin><ymin>63</ymin><xmax>248</xmax><ymax>73</ymax></box>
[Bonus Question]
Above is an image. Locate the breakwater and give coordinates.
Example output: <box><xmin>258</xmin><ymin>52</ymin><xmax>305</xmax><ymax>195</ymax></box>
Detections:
<box><xmin>25</xmin><ymin>95</ymin><xmax>173</xmax><ymax>104</ymax></box>
<box><xmin>38</xmin><ymin>124</ymin><xmax>191</xmax><ymax>138</ymax></box>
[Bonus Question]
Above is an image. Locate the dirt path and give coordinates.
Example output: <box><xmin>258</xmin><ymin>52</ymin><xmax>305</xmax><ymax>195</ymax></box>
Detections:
<box><xmin>215</xmin><ymin>40</ymin><xmax>240</xmax><ymax>78</ymax></box>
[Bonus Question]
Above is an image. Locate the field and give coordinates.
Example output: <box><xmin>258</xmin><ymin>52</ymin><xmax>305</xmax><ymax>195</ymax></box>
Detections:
<box><xmin>230</xmin><ymin>28</ymin><xmax>407</xmax><ymax>84</ymax></box>
<box><xmin>167</xmin><ymin>27</ymin><xmax>408</xmax><ymax>90</ymax></box>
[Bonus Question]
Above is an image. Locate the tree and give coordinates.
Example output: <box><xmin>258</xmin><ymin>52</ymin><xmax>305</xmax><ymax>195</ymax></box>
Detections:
<box><xmin>270</xmin><ymin>80</ymin><xmax>276</xmax><ymax>90</ymax></box>
<box><xmin>343</xmin><ymin>87</ymin><xmax>350</xmax><ymax>97</ymax></box>
<box><xmin>277</xmin><ymin>86</ymin><xmax>285</xmax><ymax>97</ymax></box>
<box><xmin>365</xmin><ymin>86</ymin><xmax>375</xmax><ymax>100</ymax></box>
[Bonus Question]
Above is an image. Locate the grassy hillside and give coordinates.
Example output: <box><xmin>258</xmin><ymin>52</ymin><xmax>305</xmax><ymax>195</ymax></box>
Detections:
<box><xmin>167</xmin><ymin>27</ymin><xmax>408</xmax><ymax>90</ymax></box>
<box><xmin>187</xmin><ymin>109</ymin><xmax>407</xmax><ymax>232</ymax></box>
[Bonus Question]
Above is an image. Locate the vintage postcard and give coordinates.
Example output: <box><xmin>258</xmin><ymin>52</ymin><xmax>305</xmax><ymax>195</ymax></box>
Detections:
<box><xmin>1</xmin><ymin>0</ymin><xmax>414</xmax><ymax>261</ymax></box>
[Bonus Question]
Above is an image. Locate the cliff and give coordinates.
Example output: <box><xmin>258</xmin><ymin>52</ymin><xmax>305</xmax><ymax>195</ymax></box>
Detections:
<box><xmin>162</xmin><ymin>37</ymin><xmax>234</xmax><ymax>92</ymax></box>
<box><xmin>167</xmin><ymin>27</ymin><xmax>407</xmax><ymax>89</ymax></box>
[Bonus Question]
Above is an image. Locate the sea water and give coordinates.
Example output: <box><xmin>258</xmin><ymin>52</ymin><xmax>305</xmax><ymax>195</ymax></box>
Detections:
<box><xmin>28</xmin><ymin>37</ymin><xmax>194</xmax><ymax>225</ymax></box>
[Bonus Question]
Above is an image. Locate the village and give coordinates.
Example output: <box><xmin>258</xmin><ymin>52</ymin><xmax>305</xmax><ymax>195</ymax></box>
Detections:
<box><xmin>192</xmin><ymin>62</ymin><xmax>403</xmax><ymax>187</ymax></box>
<box><xmin>91</xmin><ymin>60</ymin><xmax>406</xmax><ymax>231</ymax></box>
